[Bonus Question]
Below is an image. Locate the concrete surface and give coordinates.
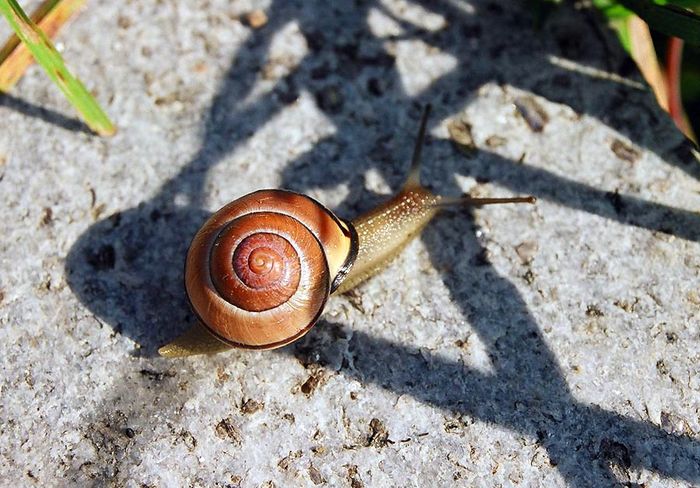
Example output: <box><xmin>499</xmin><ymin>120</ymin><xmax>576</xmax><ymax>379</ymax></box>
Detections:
<box><xmin>1</xmin><ymin>0</ymin><xmax>699</xmax><ymax>486</ymax></box>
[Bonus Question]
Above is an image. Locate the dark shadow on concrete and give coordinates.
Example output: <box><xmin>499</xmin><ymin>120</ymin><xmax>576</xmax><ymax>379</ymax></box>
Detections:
<box><xmin>285</xmin><ymin>320</ymin><xmax>700</xmax><ymax>485</ymax></box>
<box><xmin>0</xmin><ymin>92</ymin><xmax>91</xmax><ymax>134</ymax></box>
<box><xmin>63</xmin><ymin>0</ymin><xmax>700</xmax><ymax>485</ymax></box>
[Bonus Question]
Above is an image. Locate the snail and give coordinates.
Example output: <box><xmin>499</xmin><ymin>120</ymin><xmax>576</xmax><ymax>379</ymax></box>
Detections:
<box><xmin>159</xmin><ymin>106</ymin><xmax>535</xmax><ymax>357</ymax></box>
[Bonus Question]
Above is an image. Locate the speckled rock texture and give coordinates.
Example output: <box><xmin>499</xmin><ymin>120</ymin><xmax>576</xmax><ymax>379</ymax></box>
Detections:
<box><xmin>1</xmin><ymin>1</ymin><xmax>699</xmax><ymax>486</ymax></box>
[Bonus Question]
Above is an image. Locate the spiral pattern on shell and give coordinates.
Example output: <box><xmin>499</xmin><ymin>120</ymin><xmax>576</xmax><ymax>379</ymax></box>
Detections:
<box><xmin>185</xmin><ymin>190</ymin><xmax>357</xmax><ymax>349</ymax></box>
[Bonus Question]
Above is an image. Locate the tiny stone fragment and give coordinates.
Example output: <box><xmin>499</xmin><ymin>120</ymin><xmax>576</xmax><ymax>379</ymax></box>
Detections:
<box><xmin>117</xmin><ymin>16</ymin><xmax>131</xmax><ymax>29</ymax></box>
<box><xmin>346</xmin><ymin>465</ymin><xmax>364</xmax><ymax>488</ymax></box>
<box><xmin>448</xmin><ymin>117</ymin><xmax>476</xmax><ymax>156</ymax></box>
<box><xmin>598</xmin><ymin>438</ymin><xmax>631</xmax><ymax>482</ymax></box>
<box><xmin>300</xmin><ymin>370</ymin><xmax>325</xmax><ymax>396</ymax></box>
<box><xmin>522</xmin><ymin>269</ymin><xmax>536</xmax><ymax>285</ymax></box>
<box><xmin>585</xmin><ymin>304</ymin><xmax>604</xmax><ymax>317</ymax></box>
<box><xmin>485</xmin><ymin>135</ymin><xmax>507</xmax><ymax>148</ymax></box>
<box><xmin>244</xmin><ymin>9</ymin><xmax>268</xmax><ymax>29</ymax></box>
<box><xmin>613</xmin><ymin>299</ymin><xmax>636</xmax><ymax>313</ymax></box>
<box><xmin>216</xmin><ymin>367</ymin><xmax>230</xmax><ymax>383</ymax></box>
<box><xmin>365</xmin><ymin>418</ymin><xmax>390</xmax><ymax>448</ymax></box>
<box><xmin>311</xmin><ymin>445</ymin><xmax>326</xmax><ymax>456</ymax></box>
<box><xmin>344</xmin><ymin>289</ymin><xmax>365</xmax><ymax>313</ymax></box>
<box><xmin>240</xmin><ymin>398</ymin><xmax>264</xmax><ymax>414</ymax></box>
<box><xmin>444</xmin><ymin>418</ymin><xmax>462</xmax><ymax>433</ymax></box>
<box><xmin>277</xmin><ymin>450</ymin><xmax>302</xmax><ymax>471</ymax></box>
<box><xmin>180</xmin><ymin>430</ymin><xmax>197</xmax><ymax>451</ymax></box>
<box><xmin>656</xmin><ymin>359</ymin><xmax>669</xmax><ymax>376</ymax></box>
<box><xmin>308</xmin><ymin>465</ymin><xmax>325</xmax><ymax>485</ymax></box>
<box><xmin>610</xmin><ymin>139</ymin><xmax>641</xmax><ymax>164</ymax></box>
<box><xmin>515</xmin><ymin>240</ymin><xmax>538</xmax><ymax>264</ymax></box>
<box><xmin>39</xmin><ymin>207</ymin><xmax>53</xmax><ymax>227</ymax></box>
<box><xmin>215</xmin><ymin>418</ymin><xmax>242</xmax><ymax>445</ymax></box>
<box><xmin>91</xmin><ymin>203</ymin><xmax>106</xmax><ymax>221</ymax></box>
<box><xmin>139</xmin><ymin>369</ymin><xmax>174</xmax><ymax>382</ymax></box>
<box><xmin>514</xmin><ymin>96</ymin><xmax>549</xmax><ymax>132</ymax></box>
<box><xmin>660</xmin><ymin>411</ymin><xmax>691</xmax><ymax>436</ymax></box>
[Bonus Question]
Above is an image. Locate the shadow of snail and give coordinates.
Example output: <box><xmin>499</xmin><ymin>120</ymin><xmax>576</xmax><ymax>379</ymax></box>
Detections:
<box><xmin>65</xmin><ymin>106</ymin><xmax>534</xmax><ymax>356</ymax></box>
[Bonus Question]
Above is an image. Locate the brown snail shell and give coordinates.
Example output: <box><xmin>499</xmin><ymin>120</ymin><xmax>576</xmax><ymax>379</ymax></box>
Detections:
<box><xmin>185</xmin><ymin>189</ymin><xmax>357</xmax><ymax>349</ymax></box>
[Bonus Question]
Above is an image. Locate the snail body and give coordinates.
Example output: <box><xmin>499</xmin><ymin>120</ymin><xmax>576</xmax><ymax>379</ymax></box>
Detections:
<box><xmin>159</xmin><ymin>107</ymin><xmax>534</xmax><ymax>357</ymax></box>
<box><xmin>334</xmin><ymin>186</ymin><xmax>439</xmax><ymax>295</ymax></box>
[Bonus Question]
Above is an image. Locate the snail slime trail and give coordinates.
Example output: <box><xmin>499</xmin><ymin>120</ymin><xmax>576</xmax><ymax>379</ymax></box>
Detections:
<box><xmin>159</xmin><ymin>105</ymin><xmax>535</xmax><ymax>357</ymax></box>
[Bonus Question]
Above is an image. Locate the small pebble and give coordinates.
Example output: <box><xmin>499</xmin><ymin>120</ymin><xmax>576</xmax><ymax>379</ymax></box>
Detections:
<box><xmin>514</xmin><ymin>96</ymin><xmax>548</xmax><ymax>132</ymax></box>
<box><xmin>485</xmin><ymin>135</ymin><xmax>507</xmax><ymax>148</ymax></box>
<box><xmin>244</xmin><ymin>9</ymin><xmax>268</xmax><ymax>29</ymax></box>
<box><xmin>240</xmin><ymin>398</ymin><xmax>264</xmax><ymax>414</ymax></box>
<box><xmin>515</xmin><ymin>241</ymin><xmax>538</xmax><ymax>264</ymax></box>
<box><xmin>610</xmin><ymin>139</ymin><xmax>641</xmax><ymax>164</ymax></box>
<box><xmin>447</xmin><ymin>117</ymin><xmax>476</xmax><ymax>156</ymax></box>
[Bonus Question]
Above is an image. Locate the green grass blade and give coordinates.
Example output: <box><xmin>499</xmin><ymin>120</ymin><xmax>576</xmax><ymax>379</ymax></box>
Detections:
<box><xmin>0</xmin><ymin>0</ymin><xmax>115</xmax><ymax>135</ymax></box>
<box><xmin>0</xmin><ymin>0</ymin><xmax>87</xmax><ymax>91</ymax></box>
<box><xmin>619</xmin><ymin>0</ymin><xmax>700</xmax><ymax>44</ymax></box>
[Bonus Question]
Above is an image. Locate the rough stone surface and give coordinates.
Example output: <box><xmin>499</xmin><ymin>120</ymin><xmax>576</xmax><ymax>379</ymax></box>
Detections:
<box><xmin>1</xmin><ymin>1</ymin><xmax>699</xmax><ymax>487</ymax></box>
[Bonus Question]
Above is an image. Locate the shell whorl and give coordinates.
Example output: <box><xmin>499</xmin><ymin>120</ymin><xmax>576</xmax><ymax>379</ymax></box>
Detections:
<box><xmin>185</xmin><ymin>189</ymin><xmax>357</xmax><ymax>349</ymax></box>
